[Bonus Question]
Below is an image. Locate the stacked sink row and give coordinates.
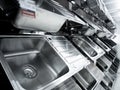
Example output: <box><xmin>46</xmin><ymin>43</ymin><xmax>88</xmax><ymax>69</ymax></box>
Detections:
<box><xmin>0</xmin><ymin>35</ymin><xmax>119</xmax><ymax>90</ymax></box>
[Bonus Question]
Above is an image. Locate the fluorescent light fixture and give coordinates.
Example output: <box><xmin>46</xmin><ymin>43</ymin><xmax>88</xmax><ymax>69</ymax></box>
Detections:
<box><xmin>71</xmin><ymin>1</ymin><xmax>76</xmax><ymax>4</ymax></box>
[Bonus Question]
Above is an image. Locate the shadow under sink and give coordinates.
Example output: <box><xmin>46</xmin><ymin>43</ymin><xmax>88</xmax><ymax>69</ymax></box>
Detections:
<box><xmin>0</xmin><ymin>37</ymin><xmax>69</xmax><ymax>90</ymax></box>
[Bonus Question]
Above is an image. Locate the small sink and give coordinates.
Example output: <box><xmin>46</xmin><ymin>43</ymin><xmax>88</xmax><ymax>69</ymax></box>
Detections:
<box><xmin>52</xmin><ymin>77</ymin><xmax>82</xmax><ymax>90</ymax></box>
<box><xmin>72</xmin><ymin>37</ymin><xmax>97</xmax><ymax>57</ymax></box>
<box><xmin>100</xmin><ymin>38</ymin><xmax>117</xmax><ymax>49</ymax></box>
<box><xmin>0</xmin><ymin>37</ymin><xmax>69</xmax><ymax>90</ymax></box>
<box><xmin>74</xmin><ymin>68</ymin><xmax>97</xmax><ymax>90</ymax></box>
<box><xmin>92</xmin><ymin>37</ymin><xmax>111</xmax><ymax>52</ymax></box>
<box><xmin>96</xmin><ymin>58</ymin><xmax>108</xmax><ymax>72</ymax></box>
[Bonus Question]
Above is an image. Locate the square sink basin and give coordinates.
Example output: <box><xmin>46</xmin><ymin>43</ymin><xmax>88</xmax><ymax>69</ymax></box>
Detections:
<box><xmin>0</xmin><ymin>37</ymin><xmax>69</xmax><ymax>90</ymax></box>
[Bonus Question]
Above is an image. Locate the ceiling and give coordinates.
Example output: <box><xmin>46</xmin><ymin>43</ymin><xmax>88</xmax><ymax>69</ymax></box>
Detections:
<box><xmin>55</xmin><ymin>0</ymin><xmax>120</xmax><ymax>34</ymax></box>
<box><xmin>102</xmin><ymin>0</ymin><xmax>120</xmax><ymax>34</ymax></box>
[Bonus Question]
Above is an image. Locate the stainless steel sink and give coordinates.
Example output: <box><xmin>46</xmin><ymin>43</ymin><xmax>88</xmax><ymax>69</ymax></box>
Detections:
<box><xmin>72</xmin><ymin>36</ymin><xmax>105</xmax><ymax>62</ymax></box>
<box><xmin>96</xmin><ymin>58</ymin><xmax>108</xmax><ymax>72</ymax></box>
<box><xmin>92</xmin><ymin>37</ymin><xmax>111</xmax><ymax>52</ymax></box>
<box><xmin>52</xmin><ymin>77</ymin><xmax>82</xmax><ymax>90</ymax></box>
<box><xmin>99</xmin><ymin>38</ymin><xmax>117</xmax><ymax>49</ymax></box>
<box><xmin>72</xmin><ymin>37</ymin><xmax>97</xmax><ymax>57</ymax></box>
<box><xmin>0</xmin><ymin>37</ymin><xmax>69</xmax><ymax>90</ymax></box>
<box><xmin>74</xmin><ymin>68</ymin><xmax>97</xmax><ymax>90</ymax></box>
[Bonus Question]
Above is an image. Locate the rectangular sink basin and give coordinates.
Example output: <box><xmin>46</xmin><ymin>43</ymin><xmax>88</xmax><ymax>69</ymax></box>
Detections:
<box><xmin>72</xmin><ymin>37</ymin><xmax>97</xmax><ymax>57</ymax></box>
<box><xmin>91</xmin><ymin>37</ymin><xmax>111</xmax><ymax>52</ymax></box>
<box><xmin>72</xmin><ymin>36</ymin><xmax>105</xmax><ymax>62</ymax></box>
<box><xmin>52</xmin><ymin>77</ymin><xmax>82</xmax><ymax>90</ymax></box>
<box><xmin>96</xmin><ymin>58</ymin><xmax>108</xmax><ymax>72</ymax></box>
<box><xmin>0</xmin><ymin>37</ymin><xmax>69</xmax><ymax>90</ymax></box>
<box><xmin>74</xmin><ymin>68</ymin><xmax>97</xmax><ymax>90</ymax></box>
<box><xmin>100</xmin><ymin>38</ymin><xmax>117</xmax><ymax>49</ymax></box>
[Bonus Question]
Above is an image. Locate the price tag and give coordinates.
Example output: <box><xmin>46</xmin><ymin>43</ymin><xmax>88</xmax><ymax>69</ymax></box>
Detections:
<box><xmin>19</xmin><ymin>0</ymin><xmax>36</xmax><ymax>18</ymax></box>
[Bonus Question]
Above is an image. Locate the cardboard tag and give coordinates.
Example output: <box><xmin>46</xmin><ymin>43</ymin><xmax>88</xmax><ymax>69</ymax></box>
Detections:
<box><xmin>19</xmin><ymin>0</ymin><xmax>36</xmax><ymax>18</ymax></box>
<box><xmin>21</xmin><ymin>9</ymin><xmax>36</xmax><ymax>18</ymax></box>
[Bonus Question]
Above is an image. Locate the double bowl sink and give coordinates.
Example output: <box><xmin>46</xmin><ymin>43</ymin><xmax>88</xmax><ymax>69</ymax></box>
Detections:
<box><xmin>0</xmin><ymin>35</ymin><xmax>90</xmax><ymax>90</ymax></box>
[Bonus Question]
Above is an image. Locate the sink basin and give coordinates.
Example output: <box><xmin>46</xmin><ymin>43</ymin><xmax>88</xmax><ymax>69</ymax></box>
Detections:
<box><xmin>72</xmin><ymin>37</ymin><xmax>97</xmax><ymax>57</ymax></box>
<box><xmin>74</xmin><ymin>68</ymin><xmax>97</xmax><ymax>90</ymax></box>
<box><xmin>96</xmin><ymin>58</ymin><xmax>108</xmax><ymax>72</ymax></box>
<box><xmin>100</xmin><ymin>38</ymin><xmax>117</xmax><ymax>49</ymax></box>
<box><xmin>92</xmin><ymin>37</ymin><xmax>111</xmax><ymax>52</ymax></box>
<box><xmin>72</xmin><ymin>36</ymin><xmax>105</xmax><ymax>62</ymax></box>
<box><xmin>0</xmin><ymin>37</ymin><xmax>69</xmax><ymax>90</ymax></box>
<box><xmin>52</xmin><ymin>77</ymin><xmax>82</xmax><ymax>90</ymax></box>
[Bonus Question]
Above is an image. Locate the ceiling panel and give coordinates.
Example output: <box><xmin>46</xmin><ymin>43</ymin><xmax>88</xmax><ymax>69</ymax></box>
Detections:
<box><xmin>103</xmin><ymin>0</ymin><xmax>120</xmax><ymax>34</ymax></box>
<box><xmin>111</xmin><ymin>12</ymin><xmax>120</xmax><ymax>17</ymax></box>
<box><xmin>103</xmin><ymin>0</ymin><xmax>119</xmax><ymax>4</ymax></box>
<box><xmin>105</xmin><ymin>3</ymin><xmax>120</xmax><ymax>11</ymax></box>
<box><xmin>109</xmin><ymin>9</ymin><xmax>120</xmax><ymax>14</ymax></box>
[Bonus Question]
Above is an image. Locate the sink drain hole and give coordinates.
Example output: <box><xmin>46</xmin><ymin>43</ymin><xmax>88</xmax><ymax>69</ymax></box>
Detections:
<box><xmin>22</xmin><ymin>64</ymin><xmax>37</xmax><ymax>79</ymax></box>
